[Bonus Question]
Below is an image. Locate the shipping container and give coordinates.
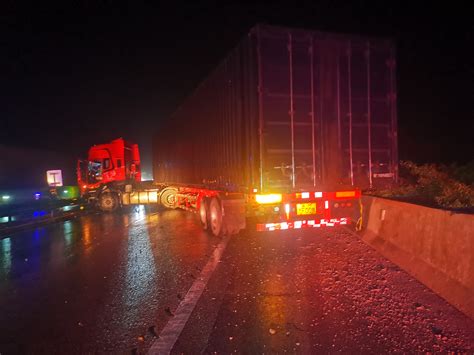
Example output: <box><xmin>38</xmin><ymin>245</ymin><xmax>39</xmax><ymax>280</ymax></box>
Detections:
<box><xmin>153</xmin><ymin>24</ymin><xmax>397</xmax><ymax>193</ymax></box>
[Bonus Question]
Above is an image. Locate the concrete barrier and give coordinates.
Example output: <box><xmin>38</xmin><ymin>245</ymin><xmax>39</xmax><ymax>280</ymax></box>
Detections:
<box><xmin>361</xmin><ymin>196</ymin><xmax>474</xmax><ymax>319</ymax></box>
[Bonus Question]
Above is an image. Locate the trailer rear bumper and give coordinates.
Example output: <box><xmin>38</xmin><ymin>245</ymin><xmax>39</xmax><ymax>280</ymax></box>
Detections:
<box><xmin>256</xmin><ymin>217</ymin><xmax>350</xmax><ymax>231</ymax></box>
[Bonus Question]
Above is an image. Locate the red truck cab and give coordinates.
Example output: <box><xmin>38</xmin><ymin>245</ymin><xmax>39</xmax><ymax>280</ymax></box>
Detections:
<box><xmin>77</xmin><ymin>138</ymin><xmax>141</xmax><ymax>196</ymax></box>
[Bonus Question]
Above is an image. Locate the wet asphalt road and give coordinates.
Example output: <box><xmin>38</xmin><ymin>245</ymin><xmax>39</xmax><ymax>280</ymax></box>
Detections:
<box><xmin>0</xmin><ymin>206</ymin><xmax>222</xmax><ymax>354</ymax></box>
<box><xmin>0</xmin><ymin>207</ymin><xmax>473</xmax><ymax>353</ymax></box>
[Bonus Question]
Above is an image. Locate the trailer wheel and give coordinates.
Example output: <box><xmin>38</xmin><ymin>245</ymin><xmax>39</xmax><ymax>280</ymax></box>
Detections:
<box><xmin>208</xmin><ymin>197</ymin><xmax>223</xmax><ymax>237</ymax></box>
<box><xmin>160</xmin><ymin>187</ymin><xmax>178</xmax><ymax>209</ymax></box>
<box><xmin>199</xmin><ymin>197</ymin><xmax>208</xmax><ymax>230</ymax></box>
<box><xmin>98</xmin><ymin>191</ymin><xmax>119</xmax><ymax>212</ymax></box>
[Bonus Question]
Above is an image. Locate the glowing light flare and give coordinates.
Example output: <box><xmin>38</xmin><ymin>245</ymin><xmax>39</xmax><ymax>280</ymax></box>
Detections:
<box><xmin>336</xmin><ymin>190</ymin><xmax>356</xmax><ymax>198</ymax></box>
<box><xmin>1</xmin><ymin>238</ymin><xmax>12</xmax><ymax>276</ymax></box>
<box><xmin>81</xmin><ymin>219</ymin><xmax>92</xmax><ymax>253</ymax></box>
<box><xmin>315</xmin><ymin>192</ymin><xmax>323</xmax><ymax>198</ymax></box>
<box><xmin>265</xmin><ymin>223</ymin><xmax>276</xmax><ymax>231</ymax></box>
<box><xmin>63</xmin><ymin>221</ymin><xmax>73</xmax><ymax>247</ymax></box>
<box><xmin>325</xmin><ymin>201</ymin><xmax>329</xmax><ymax>209</ymax></box>
<box><xmin>296</xmin><ymin>192</ymin><xmax>310</xmax><ymax>199</ymax></box>
<box><xmin>33</xmin><ymin>211</ymin><xmax>46</xmax><ymax>218</ymax></box>
<box><xmin>258</xmin><ymin>263</ymin><xmax>290</xmax><ymax>328</ymax></box>
<box><xmin>284</xmin><ymin>203</ymin><xmax>290</xmax><ymax>220</ymax></box>
<box><xmin>134</xmin><ymin>204</ymin><xmax>146</xmax><ymax>217</ymax></box>
<box><xmin>121</xmin><ymin>212</ymin><xmax>158</xmax><ymax>327</ymax></box>
<box><xmin>255</xmin><ymin>194</ymin><xmax>282</xmax><ymax>204</ymax></box>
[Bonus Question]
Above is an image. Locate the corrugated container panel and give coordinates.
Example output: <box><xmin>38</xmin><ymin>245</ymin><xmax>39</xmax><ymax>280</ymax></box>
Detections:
<box><xmin>153</xmin><ymin>33</ymin><xmax>259</xmax><ymax>190</ymax></box>
<box><xmin>153</xmin><ymin>24</ymin><xmax>397</xmax><ymax>192</ymax></box>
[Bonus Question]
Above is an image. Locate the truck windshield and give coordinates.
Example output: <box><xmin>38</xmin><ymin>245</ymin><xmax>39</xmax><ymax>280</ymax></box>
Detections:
<box><xmin>88</xmin><ymin>161</ymin><xmax>103</xmax><ymax>183</ymax></box>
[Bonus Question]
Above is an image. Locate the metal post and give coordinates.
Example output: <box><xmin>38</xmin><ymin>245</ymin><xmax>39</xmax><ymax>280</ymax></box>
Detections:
<box><xmin>389</xmin><ymin>46</ymin><xmax>399</xmax><ymax>184</ymax></box>
<box><xmin>347</xmin><ymin>42</ymin><xmax>354</xmax><ymax>186</ymax></box>
<box><xmin>256</xmin><ymin>26</ymin><xmax>265</xmax><ymax>191</ymax></box>
<box><xmin>288</xmin><ymin>33</ymin><xmax>296</xmax><ymax>189</ymax></box>
<box><xmin>336</xmin><ymin>51</ymin><xmax>341</xmax><ymax>152</ymax></box>
<box><xmin>367</xmin><ymin>41</ymin><xmax>373</xmax><ymax>188</ymax></box>
<box><xmin>309</xmin><ymin>38</ymin><xmax>316</xmax><ymax>187</ymax></box>
<box><xmin>223</xmin><ymin>60</ymin><xmax>229</xmax><ymax>179</ymax></box>
<box><xmin>318</xmin><ymin>60</ymin><xmax>325</xmax><ymax>183</ymax></box>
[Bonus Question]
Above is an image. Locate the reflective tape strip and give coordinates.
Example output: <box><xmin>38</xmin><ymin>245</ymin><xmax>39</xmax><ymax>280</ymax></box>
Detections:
<box><xmin>256</xmin><ymin>217</ymin><xmax>350</xmax><ymax>231</ymax></box>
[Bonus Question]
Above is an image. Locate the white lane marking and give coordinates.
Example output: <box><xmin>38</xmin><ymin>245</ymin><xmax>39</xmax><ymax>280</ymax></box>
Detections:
<box><xmin>148</xmin><ymin>234</ymin><xmax>231</xmax><ymax>355</ymax></box>
<box><xmin>125</xmin><ymin>211</ymin><xmax>160</xmax><ymax>228</ymax></box>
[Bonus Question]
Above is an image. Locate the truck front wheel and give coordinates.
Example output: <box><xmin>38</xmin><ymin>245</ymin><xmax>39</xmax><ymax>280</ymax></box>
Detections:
<box><xmin>98</xmin><ymin>191</ymin><xmax>119</xmax><ymax>212</ymax></box>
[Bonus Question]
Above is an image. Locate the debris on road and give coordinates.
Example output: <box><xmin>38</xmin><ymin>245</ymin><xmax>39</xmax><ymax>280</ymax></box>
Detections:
<box><xmin>148</xmin><ymin>326</ymin><xmax>158</xmax><ymax>338</ymax></box>
<box><xmin>165</xmin><ymin>307</ymin><xmax>174</xmax><ymax>316</ymax></box>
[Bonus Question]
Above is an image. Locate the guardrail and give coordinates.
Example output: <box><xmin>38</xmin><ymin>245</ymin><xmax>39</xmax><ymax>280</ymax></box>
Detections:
<box><xmin>0</xmin><ymin>200</ymin><xmax>86</xmax><ymax>236</ymax></box>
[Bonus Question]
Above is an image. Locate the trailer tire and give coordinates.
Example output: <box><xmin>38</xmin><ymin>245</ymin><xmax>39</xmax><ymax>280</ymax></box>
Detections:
<box><xmin>160</xmin><ymin>187</ymin><xmax>178</xmax><ymax>209</ymax></box>
<box><xmin>208</xmin><ymin>197</ymin><xmax>223</xmax><ymax>237</ymax></box>
<box><xmin>199</xmin><ymin>197</ymin><xmax>208</xmax><ymax>230</ymax></box>
<box><xmin>98</xmin><ymin>191</ymin><xmax>119</xmax><ymax>212</ymax></box>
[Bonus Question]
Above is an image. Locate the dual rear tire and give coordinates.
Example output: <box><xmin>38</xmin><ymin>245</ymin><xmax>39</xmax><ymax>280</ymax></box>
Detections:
<box><xmin>199</xmin><ymin>197</ymin><xmax>223</xmax><ymax>237</ymax></box>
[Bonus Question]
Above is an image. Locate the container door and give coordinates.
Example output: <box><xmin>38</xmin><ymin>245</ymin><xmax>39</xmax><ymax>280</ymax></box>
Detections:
<box><xmin>338</xmin><ymin>40</ymin><xmax>398</xmax><ymax>188</ymax></box>
<box><xmin>257</xmin><ymin>27</ymin><xmax>318</xmax><ymax>192</ymax></box>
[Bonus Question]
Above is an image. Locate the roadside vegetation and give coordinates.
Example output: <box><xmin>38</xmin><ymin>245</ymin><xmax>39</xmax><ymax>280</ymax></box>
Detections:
<box><xmin>370</xmin><ymin>161</ymin><xmax>474</xmax><ymax>210</ymax></box>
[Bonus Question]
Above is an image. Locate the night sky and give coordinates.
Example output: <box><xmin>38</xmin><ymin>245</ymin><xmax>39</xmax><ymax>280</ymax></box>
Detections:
<box><xmin>2</xmin><ymin>1</ymin><xmax>473</xmax><ymax>179</ymax></box>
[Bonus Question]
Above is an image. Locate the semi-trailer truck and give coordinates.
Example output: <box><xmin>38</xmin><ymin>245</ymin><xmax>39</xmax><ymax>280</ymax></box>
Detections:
<box><xmin>77</xmin><ymin>24</ymin><xmax>398</xmax><ymax>236</ymax></box>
